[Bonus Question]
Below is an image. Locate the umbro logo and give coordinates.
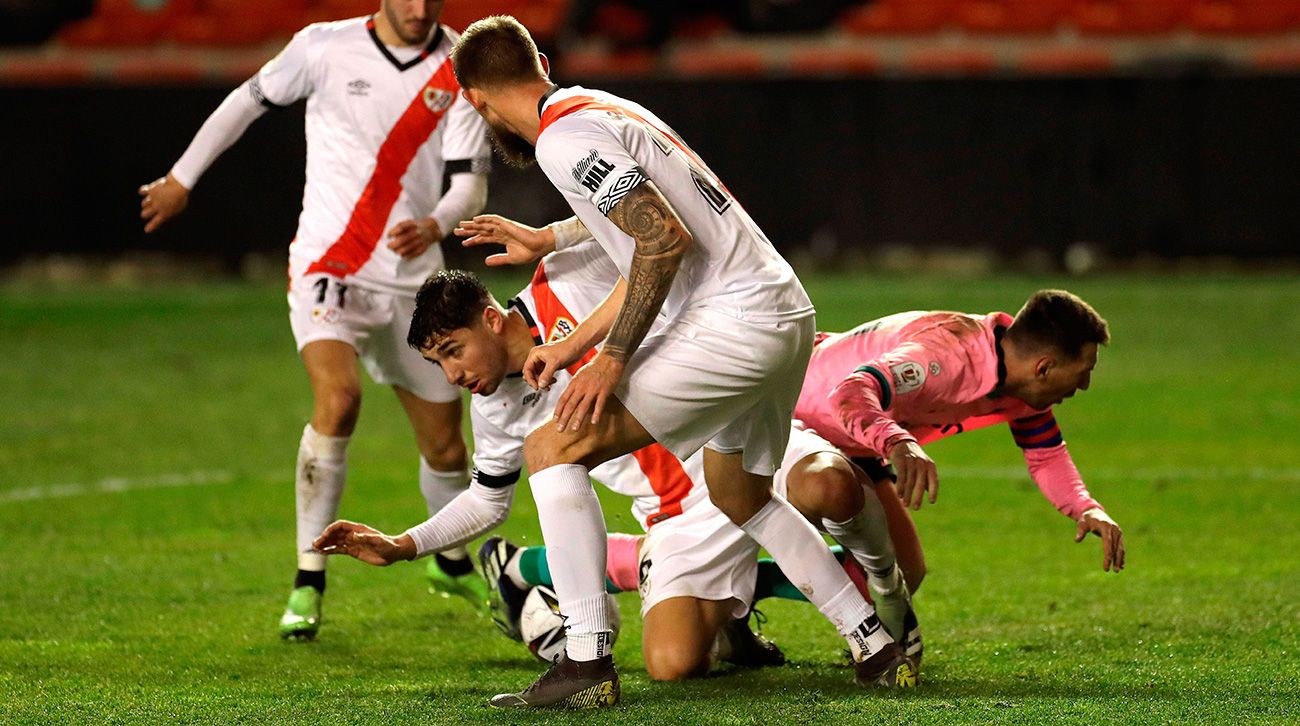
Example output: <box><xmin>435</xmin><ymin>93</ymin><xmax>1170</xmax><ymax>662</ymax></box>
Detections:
<box><xmin>347</xmin><ymin>79</ymin><xmax>370</xmax><ymax>96</ymax></box>
<box><xmin>522</xmin><ymin>390</ymin><xmax>542</xmax><ymax>408</ymax></box>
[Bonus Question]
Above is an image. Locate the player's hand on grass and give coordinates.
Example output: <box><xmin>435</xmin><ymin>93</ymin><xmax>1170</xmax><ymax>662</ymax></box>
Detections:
<box><xmin>313</xmin><ymin>520</ymin><xmax>416</xmax><ymax>566</ymax></box>
<box><xmin>138</xmin><ymin>173</ymin><xmax>189</xmax><ymax>233</ymax></box>
<box><xmin>553</xmin><ymin>353</ymin><xmax>624</xmax><ymax>431</ymax></box>
<box><xmin>455</xmin><ymin>214</ymin><xmax>555</xmax><ymax>266</ymax></box>
<box><xmin>386</xmin><ymin>218</ymin><xmax>440</xmax><ymax>259</ymax></box>
<box><xmin>523</xmin><ymin>336</ymin><xmax>585</xmax><ymax>391</ymax></box>
<box><xmin>890</xmin><ymin>440</ymin><xmax>939</xmax><ymax>510</ymax></box>
<box><xmin>1076</xmin><ymin>508</ymin><xmax>1126</xmax><ymax>572</ymax></box>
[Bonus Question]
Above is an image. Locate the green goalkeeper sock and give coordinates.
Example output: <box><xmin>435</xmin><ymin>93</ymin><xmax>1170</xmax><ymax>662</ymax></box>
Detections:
<box><xmin>754</xmin><ymin>545</ymin><xmax>848</xmax><ymax>603</ymax></box>
<box><xmin>516</xmin><ymin>546</ymin><xmax>622</xmax><ymax>594</ymax></box>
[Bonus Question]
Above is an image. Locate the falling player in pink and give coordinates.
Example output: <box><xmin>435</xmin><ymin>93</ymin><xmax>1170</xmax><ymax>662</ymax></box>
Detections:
<box><xmin>795</xmin><ymin>290</ymin><xmax>1127</xmax><ymax>573</ymax></box>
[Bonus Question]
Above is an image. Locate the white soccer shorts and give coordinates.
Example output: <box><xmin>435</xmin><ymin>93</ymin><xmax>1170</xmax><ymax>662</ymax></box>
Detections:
<box><xmin>286</xmin><ymin>266</ymin><xmax>460</xmax><ymax>404</ymax></box>
<box><xmin>617</xmin><ymin>309</ymin><xmax>815</xmax><ymax>477</ymax></box>
<box><xmin>637</xmin><ymin>501</ymin><xmax>758</xmax><ymax>619</ymax></box>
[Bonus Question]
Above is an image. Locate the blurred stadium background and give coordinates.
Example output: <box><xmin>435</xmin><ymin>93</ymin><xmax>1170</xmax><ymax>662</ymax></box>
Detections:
<box><xmin>3</xmin><ymin>0</ymin><xmax>1300</xmax><ymax>277</ymax></box>
<box><xmin>2</xmin><ymin>2</ymin><xmax>1297</xmax><ymax>723</ymax></box>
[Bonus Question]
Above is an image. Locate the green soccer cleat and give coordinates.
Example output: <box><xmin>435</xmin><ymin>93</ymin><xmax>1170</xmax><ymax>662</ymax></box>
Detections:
<box><xmin>278</xmin><ymin>586</ymin><xmax>322</xmax><ymax>641</ymax></box>
<box><xmin>426</xmin><ymin>556</ymin><xmax>491</xmax><ymax>615</ymax></box>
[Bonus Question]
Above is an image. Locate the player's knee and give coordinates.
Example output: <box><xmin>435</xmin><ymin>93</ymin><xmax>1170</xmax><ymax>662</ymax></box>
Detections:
<box><xmin>798</xmin><ymin>456</ymin><xmax>864</xmax><ymax>523</ymax></box>
<box><xmin>523</xmin><ymin>426</ymin><xmax>592</xmax><ymax>472</ymax></box>
<box><xmin>644</xmin><ymin>641</ymin><xmax>710</xmax><ymax>681</ymax></box>
<box><xmin>314</xmin><ymin>385</ymin><xmax>361</xmax><ymax>435</ymax></box>
<box><xmin>421</xmin><ymin>441</ymin><xmax>466</xmax><ymax>472</ymax></box>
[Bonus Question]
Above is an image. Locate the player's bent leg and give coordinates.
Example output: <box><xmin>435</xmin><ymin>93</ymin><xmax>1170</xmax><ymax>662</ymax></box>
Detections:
<box><xmin>872</xmin><ymin>478</ymin><xmax>926</xmax><ymax>594</ymax></box>
<box><xmin>641</xmin><ymin>597</ymin><xmax>734</xmax><ymax>681</ymax></box>
<box><xmin>302</xmin><ymin>340</ymin><xmax>363</xmax><ymax>436</ymax></box>
<box><xmin>784</xmin><ymin>454</ymin><xmax>919</xmax><ymax>662</ymax></box>
<box><xmin>282</xmin><ymin>340</ymin><xmax>362</xmax><ymax>640</ymax></box>
<box><xmin>701</xmin><ymin>449</ymin><xmax>916</xmax><ymax>689</ymax></box>
<box><xmin>393</xmin><ymin>387</ymin><xmax>487</xmax><ymax>612</ymax></box>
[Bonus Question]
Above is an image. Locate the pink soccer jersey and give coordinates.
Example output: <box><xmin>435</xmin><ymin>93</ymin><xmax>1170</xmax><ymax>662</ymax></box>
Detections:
<box><xmin>794</xmin><ymin>311</ymin><xmax>1102</xmax><ymax>520</ymax></box>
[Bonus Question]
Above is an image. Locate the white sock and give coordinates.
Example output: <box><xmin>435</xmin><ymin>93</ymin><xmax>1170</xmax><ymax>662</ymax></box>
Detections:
<box><xmin>529</xmin><ymin>464</ymin><xmax>612</xmax><ymax>661</ymax></box>
<box><xmin>295</xmin><ymin>424</ymin><xmax>349</xmax><ymax>571</ymax></box>
<box><xmin>820</xmin><ymin>490</ymin><xmax>898</xmax><ymax>585</ymax></box>
<box><xmin>419</xmin><ymin>459</ymin><xmax>470</xmax><ymax>560</ymax></box>
<box><xmin>740</xmin><ymin>496</ymin><xmax>891</xmax><ymax>660</ymax></box>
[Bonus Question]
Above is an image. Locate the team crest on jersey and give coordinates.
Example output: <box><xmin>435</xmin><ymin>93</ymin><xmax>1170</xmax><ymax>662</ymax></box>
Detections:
<box><xmin>347</xmin><ymin>79</ymin><xmax>370</xmax><ymax>96</ymax></box>
<box><xmin>547</xmin><ymin>318</ymin><xmax>576</xmax><ymax>343</ymax></box>
<box><xmin>311</xmin><ymin>306</ymin><xmax>341</xmax><ymax>324</ymax></box>
<box><xmin>890</xmin><ymin>361</ymin><xmax>926</xmax><ymax>394</ymax></box>
<box><xmin>423</xmin><ymin>87</ymin><xmax>453</xmax><ymax>113</ymax></box>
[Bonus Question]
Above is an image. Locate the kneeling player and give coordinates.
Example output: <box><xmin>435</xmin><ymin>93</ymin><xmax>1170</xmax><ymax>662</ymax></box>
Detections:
<box><xmin>313</xmin><ymin>248</ymin><xmax>804</xmax><ymax>680</ymax></box>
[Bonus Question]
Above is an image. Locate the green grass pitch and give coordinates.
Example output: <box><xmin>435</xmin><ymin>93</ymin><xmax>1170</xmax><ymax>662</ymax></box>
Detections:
<box><xmin>1</xmin><ymin>271</ymin><xmax>1296</xmax><ymax>724</ymax></box>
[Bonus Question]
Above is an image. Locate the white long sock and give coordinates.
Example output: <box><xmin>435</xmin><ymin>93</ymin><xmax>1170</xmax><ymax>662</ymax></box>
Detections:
<box><xmin>741</xmin><ymin>496</ymin><xmax>893</xmax><ymax>660</ymax></box>
<box><xmin>295</xmin><ymin>424</ymin><xmax>349</xmax><ymax>571</ymax></box>
<box><xmin>529</xmin><ymin>464</ymin><xmax>612</xmax><ymax>661</ymax></box>
<box><xmin>820</xmin><ymin>489</ymin><xmax>899</xmax><ymax>591</ymax></box>
<box><xmin>419</xmin><ymin>459</ymin><xmax>470</xmax><ymax>560</ymax></box>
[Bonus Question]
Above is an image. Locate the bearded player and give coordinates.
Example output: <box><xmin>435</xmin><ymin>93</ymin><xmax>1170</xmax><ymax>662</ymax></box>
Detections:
<box><xmin>138</xmin><ymin>0</ymin><xmax>493</xmax><ymax>639</ymax></box>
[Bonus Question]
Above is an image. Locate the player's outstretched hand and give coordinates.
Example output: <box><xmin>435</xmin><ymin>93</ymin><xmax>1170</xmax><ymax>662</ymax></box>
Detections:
<box><xmin>455</xmin><ymin>214</ymin><xmax>555</xmax><ymax>267</ymax></box>
<box><xmin>522</xmin><ymin>336</ymin><xmax>584</xmax><ymax>391</ymax></box>
<box><xmin>890</xmin><ymin>440</ymin><xmax>939</xmax><ymax>510</ymax></box>
<box><xmin>313</xmin><ymin>520</ymin><xmax>416</xmax><ymax>566</ymax></box>
<box><xmin>1075</xmin><ymin>508</ymin><xmax>1126</xmax><ymax>572</ymax></box>
<box><xmin>553</xmin><ymin>354</ymin><xmax>624</xmax><ymax>431</ymax></box>
<box><xmin>138</xmin><ymin>173</ymin><xmax>190</xmax><ymax>233</ymax></box>
<box><xmin>386</xmin><ymin>218</ymin><xmax>440</xmax><ymax>259</ymax></box>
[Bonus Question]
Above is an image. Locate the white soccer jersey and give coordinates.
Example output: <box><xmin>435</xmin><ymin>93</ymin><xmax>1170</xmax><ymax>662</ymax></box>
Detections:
<box><xmin>469</xmin><ymin>241</ymin><xmax>708</xmax><ymax>530</ymax></box>
<box><xmin>253</xmin><ymin>17</ymin><xmax>490</xmax><ymax>295</ymax></box>
<box><xmin>535</xmin><ymin>86</ymin><xmax>814</xmax><ymax>324</ymax></box>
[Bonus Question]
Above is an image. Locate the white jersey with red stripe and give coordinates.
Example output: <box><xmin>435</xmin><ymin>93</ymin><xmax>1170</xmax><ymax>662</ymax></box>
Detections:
<box><xmin>534</xmin><ymin>86</ymin><xmax>814</xmax><ymax>324</ymax></box>
<box><xmin>254</xmin><ymin>17</ymin><xmax>490</xmax><ymax>295</ymax></box>
<box><xmin>469</xmin><ymin>241</ymin><xmax>708</xmax><ymax>530</ymax></box>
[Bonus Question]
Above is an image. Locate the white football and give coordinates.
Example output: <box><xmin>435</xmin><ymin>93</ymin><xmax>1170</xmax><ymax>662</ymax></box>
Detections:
<box><xmin>519</xmin><ymin>585</ymin><xmax>621</xmax><ymax>663</ymax></box>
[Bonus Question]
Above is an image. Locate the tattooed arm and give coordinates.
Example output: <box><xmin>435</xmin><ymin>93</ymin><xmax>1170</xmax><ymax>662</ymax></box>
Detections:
<box><xmin>543</xmin><ymin>179</ymin><xmax>694</xmax><ymax>430</ymax></box>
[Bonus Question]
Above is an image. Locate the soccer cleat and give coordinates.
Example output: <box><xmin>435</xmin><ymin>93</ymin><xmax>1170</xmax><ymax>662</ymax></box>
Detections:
<box><xmin>719</xmin><ymin>612</ymin><xmax>786</xmax><ymax>669</ymax></box>
<box><xmin>478</xmin><ymin>536</ymin><xmax>530</xmax><ymax>641</ymax></box>
<box><xmin>278</xmin><ymin>586</ymin><xmax>322</xmax><ymax>641</ymax></box>
<box><xmin>866</xmin><ymin>564</ymin><xmax>924</xmax><ymax>667</ymax></box>
<box><xmin>854</xmin><ymin>641</ymin><xmax>919</xmax><ymax>689</ymax></box>
<box><xmin>425</xmin><ymin>556</ymin><xmax>491</xmax><ymax>615</ymax></box>
<box><xmin>489</xmin><ymin>653</ymin><xmax>620</xmax><ymax>709</ymax></box>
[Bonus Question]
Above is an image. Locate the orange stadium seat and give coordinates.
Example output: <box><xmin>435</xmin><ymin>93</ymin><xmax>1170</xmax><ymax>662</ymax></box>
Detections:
<box><xmin>60</xmin><ymin>0</ymin><xmax>195</xmax><ymax>47</ymax></box>
<box><xmin>840</xmin><ymin>0</ymin><xmax>958</xmax><ymax>34</ymax></box>
<box><xmin>441</xmin><ymin>0</ymin><xmax>569</xmax><ymax>40</ymax></box>
<box><xmin>169</xmin><ymin>0</ymin><xmax>304</xmax><ymax>45</ymax></box>
<box><xmin>954</xmin><ymin>0</ymin><xmax>1075</xmax><ymax>33</ymax></box>
<box><xmin>1069</xmin><ymin>0</ymin><xmax>1191</xmax><ymax>34</ymax></box>
<box><xmin>1187</xmin><ymin>0</ymin><xmax>1299</xmax><ymax>33</ymax></box>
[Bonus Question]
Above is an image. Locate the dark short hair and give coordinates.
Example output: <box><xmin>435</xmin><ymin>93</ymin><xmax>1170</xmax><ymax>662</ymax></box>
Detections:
<box><xmin>1006</xmin><ymin>289</ymin><xmax>1110</xmax><ymax>360</ymax></box>
<box><xmin>452</xmin><ymin>15</ymin><xmax>544</xmax><ymax>90</ymax></box>
<box><xmin>407</xmin><ymin>270</ymin><xmax>493</xmax><ymax>350</ymax></box>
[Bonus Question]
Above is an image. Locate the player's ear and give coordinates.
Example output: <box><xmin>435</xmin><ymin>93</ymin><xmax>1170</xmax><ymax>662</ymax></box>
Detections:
<box><xmin>538</xmin><ymin>52</ymin><xmax>551</xmax><ymax>77</ymax></box>
<box><xmin>483</xmin><ymin>305</ymin><xmax>504</xmax><ymax>333</ymax></box>
<box><xmin>1035</xmin><ymin>356</ymin><xmax>1053</xmax><ymax>379</ymax></box>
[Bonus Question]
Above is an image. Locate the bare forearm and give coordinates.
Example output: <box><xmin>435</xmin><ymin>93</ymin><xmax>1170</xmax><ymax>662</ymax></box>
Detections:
<box><xmin>603</xmin><ymin>182</ymin><xmax>692</xmax><ymax>362</ymax></box>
